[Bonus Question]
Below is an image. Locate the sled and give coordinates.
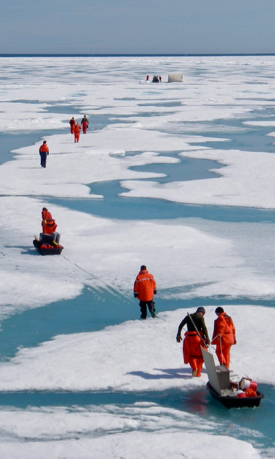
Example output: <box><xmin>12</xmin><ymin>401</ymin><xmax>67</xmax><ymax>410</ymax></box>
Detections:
<box><xmin>206</xmin><ymin>381</ymin><xmax>264</xmax><ymax>408</ymax></box>
<box><xmin>34</xmin><ymin>245</ymin><xmax>64</xmax><ymax>256</ymax></box>
<box><xmin>201</xmin><ymin>347</ymin><xmax>264</xmax><ymax>409</ymax></box>
<box><xmin>33</xmin><ymin>233</ymin><xmax>63</xmax><ymax>256</ymax></box>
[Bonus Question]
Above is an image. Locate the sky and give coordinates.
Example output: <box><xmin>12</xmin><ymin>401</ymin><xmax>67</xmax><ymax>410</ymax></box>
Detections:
<box><xmin>1</xmin><ymin>0</ymin><xmax>275</xmax><ymax>55</ymax></box>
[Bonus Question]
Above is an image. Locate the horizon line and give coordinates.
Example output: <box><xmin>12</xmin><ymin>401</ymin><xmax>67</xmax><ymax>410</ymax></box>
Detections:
<box><xmin>1</xmin><ymin>53</ymin><xmax>275</xmax><ymax>57</ymax></box>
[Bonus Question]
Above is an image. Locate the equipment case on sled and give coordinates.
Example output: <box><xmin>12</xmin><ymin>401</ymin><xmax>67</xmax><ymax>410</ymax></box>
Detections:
<box><xmin>201</xmin><ymin>347</ymin><xmax>264</xmax><ymax>408</ymax></box>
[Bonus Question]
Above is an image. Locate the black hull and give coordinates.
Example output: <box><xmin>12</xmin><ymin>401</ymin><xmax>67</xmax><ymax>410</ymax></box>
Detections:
<box><xmin>206</xmin><ymin>382</ymin><xmax>264</xmax><ymax>408</ymax></box>
<box><xmin>33</xmin><ymin>240</ymin><xmax>63</xmax><ymax>255</ymax></box>
<box><xmin>37</xmin><ymin>247</ymin><xmax>63</xmax><ymax>256</ymax></box>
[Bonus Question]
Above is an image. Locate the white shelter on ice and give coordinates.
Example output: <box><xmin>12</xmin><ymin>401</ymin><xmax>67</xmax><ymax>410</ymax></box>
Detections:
<box><xmin>168</xmin><ymin>73</ymin><xmax>184</xmax><ymax>82</ymax></box>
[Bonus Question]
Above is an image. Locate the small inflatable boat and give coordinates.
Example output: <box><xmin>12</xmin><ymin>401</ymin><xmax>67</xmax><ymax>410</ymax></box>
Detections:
<box><xmin>33</xmin><ymin>232</ymin><xmax>64</xmax><ymax>256</ymax></box>
<box><xmin>201</xmin><ymin>347</ymin><xmax>264</xmax><ymax>409</ymax></box>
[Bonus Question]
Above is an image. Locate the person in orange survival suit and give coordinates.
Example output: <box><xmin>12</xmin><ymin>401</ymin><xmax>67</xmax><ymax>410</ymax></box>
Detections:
<box><xmin>176</xmin><ymin>307</ymin><xmax>210</xmax><ymax>377</ymax></box>
<box><xmin>41</xmin><ymin>207</ymin><xmax>57</xmax><ymax>234</ymax></box>
<box><xmin>74</xmin><ymin>122</ymin><xmax>81</xmax><ymax>143</ymax></box>
<box><xmin>81</xmin><ymin>115</ymin><xmax>89</xmax><ymax>134</ymax></box>
<box><xmin>133</xmin><ymin>265</ymin><xmax>157</xmax><ymax>319</ymax></box>
<box><xmin>211</xmin><ymin>307</ymin><xmax>236</xmax><ymax>368</ymax></box>
<box><xmin>69</xmin><ymin>117</ymin><xmax>76</xmax><ymax>134</ymax></box>
<box><xmin>39</xmin><ymin>140</ymin><xmax>49</xmax><ymax>168</ymax></box>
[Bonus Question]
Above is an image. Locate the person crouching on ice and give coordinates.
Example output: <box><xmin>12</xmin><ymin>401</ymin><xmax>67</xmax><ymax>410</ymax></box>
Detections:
<box><xmin>41</xmin><ymin>207</ymin><xmax>57</xmax><ymax>234</ymax></box>
<box><xmin>176</xmin><ymin>307</ymin><xmax>210</xmax><ymax>377</ymax></box>
<box><xmin>133</xmin><ymin>265</ymin><xmax>157</xmax><ymax>319</ymax></box>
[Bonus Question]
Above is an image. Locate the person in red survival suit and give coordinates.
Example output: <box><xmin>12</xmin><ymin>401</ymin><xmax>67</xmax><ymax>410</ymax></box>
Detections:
<box><xmin>41</xmin><ymin>207</ymin><xmax>57</xmax><ymax>234</ymax></box>
<box><xmin>81</xmin><ymin>115</ymin><xmax>89</xmax><ymax>134</ymax></box>
<box><xmin>39</xmin><ymin>140</ymin><xmax>49</xmax><ymax>168</ymax></box>
<box><xmin>69</xmin><ymin>117</ymin><xmax>76</xmax><ymax>134</ymax></box>
<box><xmin>133</xmin><ymin>265</ymin><xmax>157</xmax><ymax>319</ymax></box>
<box><xmin>176</xmin><ymin>307</ymin><xmax>210</xmax><ymax>377</ymax></box>
<box><xmin>211</xmin><ymin>307</ymin><xmax>236</xmax><ymax>368</ymax></box>
<box><xmin>74</xmin><ymin>123</ymin><xmax>81</xmax><ymax>143</ymax></box>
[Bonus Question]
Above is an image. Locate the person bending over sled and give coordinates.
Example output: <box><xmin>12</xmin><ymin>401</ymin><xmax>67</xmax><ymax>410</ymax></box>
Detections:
<box><xmin>133</xmin><ymin>265</ymin><xmax>157</xmax><ymax>319</ymax></box>
<box><xmin>176</xmin><ymin>307</ymin><xmax>210</xmax><ymax>377</ymax></box>
<box><xmin>41</xmin><ymin>207</ymin><xmax>57</xmax><ymax>234</ymax></box>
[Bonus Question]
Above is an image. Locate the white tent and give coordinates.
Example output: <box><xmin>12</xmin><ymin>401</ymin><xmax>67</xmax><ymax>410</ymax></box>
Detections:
<box><xmin>168</xmin><ymin>73</ymin><xmax>184</xmax><ymax>82</ymax></box>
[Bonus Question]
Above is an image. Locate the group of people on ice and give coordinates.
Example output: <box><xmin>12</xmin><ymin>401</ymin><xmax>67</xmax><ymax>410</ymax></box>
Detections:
<box><xmin>39</xmin><ymin>115</ymin><xmax>89</xmax><ymax>167</ymax></box>
<box><xmin>38</xmin><ymin>212</ymin><xmax>236</xmax><ymax>379</ymax></box>
<box><xmin>133</xmin><ymin>265</ymin><xmax>236</xmax><ymax>378</ymax></box>
<box><xmin>37</xmin><ymin>107</ymin><xmax>235</xmax><ymax>380</ymax></box>
<box><xmin>146</xmin><ymin>75</ymin><xmax>162</xmax><ymax>83</ymax></box>
<box><xmin>69</xmin><ymin>115</ymin><xmax>89</xmax><ymax>142</ymax></box>
<box><xmin>176</xmin><ymin>306</ymin><xmax>236</xmax><ymax>377</ymax></box>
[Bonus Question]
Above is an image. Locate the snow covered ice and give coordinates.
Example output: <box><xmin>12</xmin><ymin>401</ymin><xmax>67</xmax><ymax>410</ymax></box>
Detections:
<box><xmin>0</xmin><ymin>55</ymin><xmax>274</xmax><ymax>458</ymax></box>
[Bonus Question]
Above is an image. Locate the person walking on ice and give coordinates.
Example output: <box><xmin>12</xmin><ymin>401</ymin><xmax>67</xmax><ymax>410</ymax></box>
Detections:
<box><xmin>81</xmin><ymin>115</ymin><xmax>89</xmax><ymax>133</ymax></box>
<box><xmin>133</xmin><ymin>265</ymin><xmax>157</xmax><ymax>319</ymax></box>
<box><xmin>74</xmin><ymin>122</ymin><xmax>81</xmax><ymax>143</ymax></box>
<box><xmin>69</xmin><ymin>117</ymin><xmax>76</xmax><ymax>134</ymax></box>
<box><xmin>211</xmin><ymin>307</ymin><xmax>236</xmax><ymax>368</ymax></box>
<box><xmin>39</xmin><ymin>140</ymin><xmax>49</xmax><ymax>168</ymax></box>
<box><xmin>176</xmin><ymin>307</ymin><xmax>210</xmax><ymax>377</ymax></box>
